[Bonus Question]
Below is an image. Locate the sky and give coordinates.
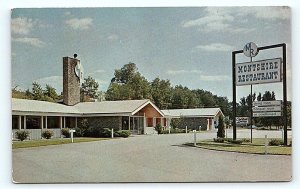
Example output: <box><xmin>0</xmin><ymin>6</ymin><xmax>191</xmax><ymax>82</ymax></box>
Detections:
<box><xmin>11</xmin><ymin>7</ymin><xmax>291</xmax><ymax>101</ymax></box>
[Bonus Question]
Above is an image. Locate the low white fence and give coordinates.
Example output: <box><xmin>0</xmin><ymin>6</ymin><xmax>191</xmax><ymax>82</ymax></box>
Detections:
<box><xmin>12</xmin><ymin>129</ymin><xmax>62</xmax><ymax>140</ymax></box>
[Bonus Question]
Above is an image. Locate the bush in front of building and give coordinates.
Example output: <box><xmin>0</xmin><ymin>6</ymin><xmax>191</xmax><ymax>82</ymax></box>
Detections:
<box><xmin>61</xmin><ymin>128</ymin><xmax>70</xmax><ymax>138</ymax></box>
<box><xmin>42</xmin><ymin>130</ymin><xmax>54</xmax><ymax>139</ymax></box>
<box><xmin>217</xmin><ymin>117</ymin><xmax>225</xmax><ymax>138</ymax></box>
<box><xmin>155</xmin><ymin>124</ymin><xmax>162</xmax><ymax>134</ymax></box>
<box><xmin>101</xmin><ymin>128</ymin><xmax>112</xmax><ymax>137</ymax></box>
<box><xmin>229</xmin><ymin>139</ymin><xmax>243</xmax><ymax>144</ymax></box>
<box><xmin>269</xmin><ymin>139</ymin><xmax>284</xmax><ymax>146</ymax></box>
<box><xmin>114</xmin><ymin>130</ymin><xmax>131</xmax><ymax>138</ymax></box>
<box><xmin>15</xmin><ymin>130</ymin><xmax>30</xmax><ymax>141</ymax></box>
<box><xmin>213</xmin><ymin>138</ymin><xmax>224</xmax><ymax>143</ymax></box>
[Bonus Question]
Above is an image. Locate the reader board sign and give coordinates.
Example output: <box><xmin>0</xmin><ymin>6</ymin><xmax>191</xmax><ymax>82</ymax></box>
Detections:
<box><xmin>236</xmin><ymin>58</ymin><xmax>281</xmax><ymax>86</ymax></box>
<box><xmin>253</xmin><ymin>112</ymin><xmax>281</xmax><ymax>117</ymax></box>
<box><xmin>236</xmin><ymin>117</ymin><xmax>249</xmax><ymax>124</ymax></box>
<box><xmin>253</xmin><ymin>100</ymin><xmax>281</xmax><ymax>107</ymax></box>
<box><xmin>252</xmin><ymin>106</ymin><xmax>281</xmax><ymax>112</ymax></box>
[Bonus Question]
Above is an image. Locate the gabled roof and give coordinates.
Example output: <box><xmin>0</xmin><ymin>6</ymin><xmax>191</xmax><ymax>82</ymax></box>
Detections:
<box><xmin>12</xmin><ymin>98</ymin><xmax>164</xmax><ymax>116</ymax></box>
<box><xmin>12</xmin><ymin>98</ymin><xmax>80</xmax><ymax>115</ymax></box>
<box><xmin>74</xmin><ymin>99</ymin><xmax>149</xmax><ymax>115</ymax></box>
<box><xmin>162</xmin><ymin>108</ymin><xmax>224</xmax><ymax>118</ymax></box>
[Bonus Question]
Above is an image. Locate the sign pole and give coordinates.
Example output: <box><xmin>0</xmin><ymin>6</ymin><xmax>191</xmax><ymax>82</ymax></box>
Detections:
<box><xmin>250</xmin><ymin>56</ymin><xmax>253</xmax><ymax>143</ymax></box>
<box><xmin>282</xmin><ymin>44</ymin><xmax>288</xmax><ymax>146</ymax></box>
<box><xmin>232</xmin><ymin>51</ymin><xmax>237</xmax><ymax>141</ymax></box>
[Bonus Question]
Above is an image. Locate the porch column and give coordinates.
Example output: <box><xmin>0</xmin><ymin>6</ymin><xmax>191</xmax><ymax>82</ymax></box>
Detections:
<box><xmin>23</xmin><ymin>115</ymin><xmax>26</xmax><ymax>129</ymax></box>
<box><xmin>18</xmin><ymin>115</ymin><xmax>22</xmax><ymax>130</ymax></box>
<box><xmin>63</xmin><ymin>117</ymin><xmax>66</xmax><ymax>128</ymax></box>
<box><xmin>60</xmin><ymin>116</ymin><xmax>63</xmax><ymax>129</ymax></box>
<box><xmin>153</xmin><ymin>117</ymin><xmax>156</xmax><ymax>127</ymax></box>
<box><xmin>143</xmin><ymin>113</ymin><xmax>146</xmax><ymax>134</ymax></box>
<box><xmin>128</xmin><ymin>116</ymin><xmax>131</xmax><ymax>131</ymax></box>
<box><xmin>41</xmin><ymin>116</ymin><xmax>44</xmax><ymax>129</ymax></box>
<box><xmin>45</xmin><ymin>116</ymin><xmax>48</xmax><ymax>129</ymax></box>
<box><xmin>207</xmin><ymin>118</ymin><xmax>209</xmax><ymax>131</ymax></box>
<box><xmin>161</xmin><ymin>118</ymin><xmax>163</xmax><ymax>126</ymax></box>
<box><xmin>75</xmin><ymin>117</ymin><xmax>78</xmax><ymax>128</ymax></box>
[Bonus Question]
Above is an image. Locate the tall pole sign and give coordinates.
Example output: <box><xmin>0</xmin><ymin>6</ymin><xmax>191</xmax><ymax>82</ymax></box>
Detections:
<box><xmin>232</xmin><ymin>43</ymin><xmax>288</xmax><ymax>145</ymax></box>
<box><xmin>242</xmin><ymin>42</ymin><xmax>258</xmax><ymax>143</ymax></box>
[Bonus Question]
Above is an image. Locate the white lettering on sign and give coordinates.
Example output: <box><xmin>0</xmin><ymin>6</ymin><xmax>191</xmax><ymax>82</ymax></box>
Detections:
<box><xmin>243</xmin><ymin>42</ymin><xmax>258</xmax><ymax>57</ymax></box>
<box><xmin>253</xmin><ymin>100</ymin><xmax>282</xmax><ymax>107</ymax></box>
<box><xmin>236</xmin><ymin>117</ymin><xmax>249</xmax><ymax>124</ymax></box>
<box><xmin>252</xmin><ymin>106</ymin><xmax>281</xmax><ymax>112</ymax></box>
<box><xmin>236</xmin><ymin>58</ymin><xmax>282</xmax><ymax>86</ymax></box>
<box><xmin>253</xmin><ymin>112</ymin><xmax>281</xmax><ymax>117</ymax></box>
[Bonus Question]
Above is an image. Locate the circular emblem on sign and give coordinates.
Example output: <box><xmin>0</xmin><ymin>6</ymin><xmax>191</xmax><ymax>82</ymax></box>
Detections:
<box><xmin>74</xmin><ymin>63</ymin><xmax>81</xmax><ymax>78</ymax></box>
<box><xmin>243</xmin><ymin>42</ymin><xmax>258</xmax><ymax>57</ymax></box>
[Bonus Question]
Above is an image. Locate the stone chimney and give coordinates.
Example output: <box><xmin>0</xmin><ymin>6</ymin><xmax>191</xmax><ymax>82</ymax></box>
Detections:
<box><xmin>63</xmin><ymin>57</ymin><xmax>81</xmax><ymax>105</ymax></box>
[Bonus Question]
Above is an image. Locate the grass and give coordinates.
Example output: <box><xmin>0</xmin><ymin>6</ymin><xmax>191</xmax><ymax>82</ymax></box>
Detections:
<box><xmin>186</xmin><ymin>138</ymin><xmax>292</xmax><ymax>155</ymax></box>
<box><xmin>12</xmin><ymin>137</ymin><xmax>109</xmax><ymax>149</ymax></box>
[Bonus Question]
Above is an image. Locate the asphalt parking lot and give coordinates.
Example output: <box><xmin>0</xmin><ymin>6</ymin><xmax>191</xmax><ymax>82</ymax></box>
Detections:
<box><xmin>12</xmin><ymin>129</ymin><xmax>292</xmax><ymax>183</ymax></box>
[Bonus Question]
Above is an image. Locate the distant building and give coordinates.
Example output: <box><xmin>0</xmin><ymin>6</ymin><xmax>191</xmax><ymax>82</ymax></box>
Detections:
<box><xmin>162</xmin><ymin>108</ymin><xmax>224</xmax><ymax>131</ymax></box>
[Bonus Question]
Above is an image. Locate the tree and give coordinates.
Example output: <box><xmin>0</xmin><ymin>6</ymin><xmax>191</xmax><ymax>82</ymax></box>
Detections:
<box><xmin>151</xmin><ymin>78</ymin><xmax>172</xmax><ymax>109</ymax></box>
<box><xmin>44</xmin><ymin>84</ymin><xmax>58</xmax><ymax>100</ymax></box>
<box><xmin>32</xmin><ymin>82</ymin><xmax>44</xmax><ymax>100</ymax></box>
<box><xmin>81</xmin><ymin>76</ymin><xmax>100</xmax><ymax>101</ymax></box>
<box><xmin>217</xmin><ymin>117</ymin><xmax>225</xmax><ymax>138</ymax></box>
<box><xmin>107</xmin><ymin>62</ymin><xmax>151</xmax><ymax>100</ymax></box>
<box><xmin>113</xmin><ymin>62</ymin><xmax>137</xmax><ymax>84</ymax></box>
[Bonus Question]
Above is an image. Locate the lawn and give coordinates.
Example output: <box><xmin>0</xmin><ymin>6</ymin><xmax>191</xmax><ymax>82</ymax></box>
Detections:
<box><xmin>186</xmin><ymin>138</ymin><xmax>292</xmax><ymax>155</ymax></box>
<box><xmin>12</xmin><ymin>137</ymin><xmax>109</xmax><ymax>149</ymax></box>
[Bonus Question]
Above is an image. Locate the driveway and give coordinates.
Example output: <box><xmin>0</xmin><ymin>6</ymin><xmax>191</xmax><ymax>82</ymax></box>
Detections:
<box><xmin>12</xmin><ymin>130</ymin><xmax>292</xmax><ymax>183</ymax></box>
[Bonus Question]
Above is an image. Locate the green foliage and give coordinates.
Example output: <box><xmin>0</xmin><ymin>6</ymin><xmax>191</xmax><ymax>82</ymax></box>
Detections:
<box><xmin>44</xmin><ymin>84</ymin><xmax>58</xmax><ymax>100</ymax></box>
<box><xmin>170</xmin><ymin>118</ymin><xmax>183</xmax><ymax>129</ymax></box>
<box><xmin>241</xmin><ymin>138</ymin><xmax>251</xmax><ymax>143</ymax></box>
<box><xmin>32</xmin><ymin>82</ymin><xmax>44</xmax><ymax>100</ymax></box>
<box><xmin>217</xmin><ymin>117</ymin><xmax>225</xmax><ymax>138</ymax></box>
<box><xmin>15</xmin><ymin>130</ymin><xmax>30</xmax><ymax>141</ymax></box>
<box><xmin>155</xmin><ymin>124</ymin><xmax>162</xmax><ymax>134</ymax></box>
<box><xmin>12</xmin><ymin>83</ymin><xmax>59</xmax><ymax>102</ymax></box>
<box><xmin>101</xmin><ymin>128</ymin><xmax>112</xmax><ymax>138</ymax></box>
<box><xmin>81</xmin><ymin>76</ymin><xmax>100</xmax><ymax>101</ymax></box>
<box><xmin>269</xmin><ymin>139</ymin><xmax>284</xmax><ymax>146</ymax></box>
<box><xmin>42</xmin><ymin>130</ymin><xmax>54</xmax><ymax>139</ymax></box>
<box><xmin>229</xmin><ymin>139</ymin><xmax>243</xmax><ymax>144</ymax></box>
<box><xmin>75</xmin><ymin>119</ymin><xmax>89</xmax><ymax>137</ymax></box>
<box><xmin>213</xmin><ymin>138</ymin><xmax>224</xmax><ymax>143</ymax></box>
<box><xmin>106</xmin><ymin>63</ymin><xmax>151</xmax><ymax>100</ymax></box>
<box><xmin>61</xmin><ymin>128</ymin><xmax>70</xmax><ymax>138</ymax></box>
<box><xmin>114</xmin><ymin>130</ymin><xmax>131</xmax><ymax>138</ymax></box>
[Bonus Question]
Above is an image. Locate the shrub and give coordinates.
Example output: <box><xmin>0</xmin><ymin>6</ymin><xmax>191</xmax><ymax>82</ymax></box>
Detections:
<box><xmin>217</xmin><ymin>117</ymin><xmax>225</xmax><ymax>138</ymax></box>
<box><xmin>61</xmin><ymin>128</ymin><xmax>70</xmax><ymax>138</ymax></box>
<box><xmin>115</xmin><ymin>130</ymin><xmax>131</xmax><ymax>138</ymax></box>
<box><xmin>155</xmin><ymin>124</ymin><xmax>162</xmax><ymax>134</ymax></box>
<box><xmin>229</xmin><ymin>140</ymin><xmax>243</xmax><ymax>144</ymax></box>
<box><xmin>42</xmin><ymin>130</ymin><xmax>54</xmax><ymax>139</ymax></box>
<box><xmin>161</xmin><ymin>130</ymin><xmax>169</xmax><ymax>134</ymax></box>
<box><xmin>15</xmin><ymin>130</ymin><xmax>30</xmax><ymax>141</ymax></box>
<box><xmin>213</xmin><ymin>138</ymin><xmax>224</xmax><ymax>143</ymax></box>
<box><xmin>74</xmin><ymin>127</ymin><xmax>84</xmax><ymax>137</ymax></box>
<box><xmin>86</xmin><ymin>127</ymin><xmax>107</xmax><ymax>138</ymax></box>
<box><xmin>241</xmin><ymin>138</ymin><xmax>251</xmax><ymax>143</ymax></box>
<box><xmin>101</xmin><ymin>128</ymin><xmax>112</xmax><ymax>137</ymax></box>
<box><xmin>269</xmin><ymin>139</ymin><xmax>284</xmax><ymax>146</ymax></box>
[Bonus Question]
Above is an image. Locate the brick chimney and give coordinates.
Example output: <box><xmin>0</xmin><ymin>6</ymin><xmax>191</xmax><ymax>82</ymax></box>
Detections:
<box><xmin>63</xmin><ymin>57</ymin><xmax>81</xmax><ymax>105</ymax></box>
